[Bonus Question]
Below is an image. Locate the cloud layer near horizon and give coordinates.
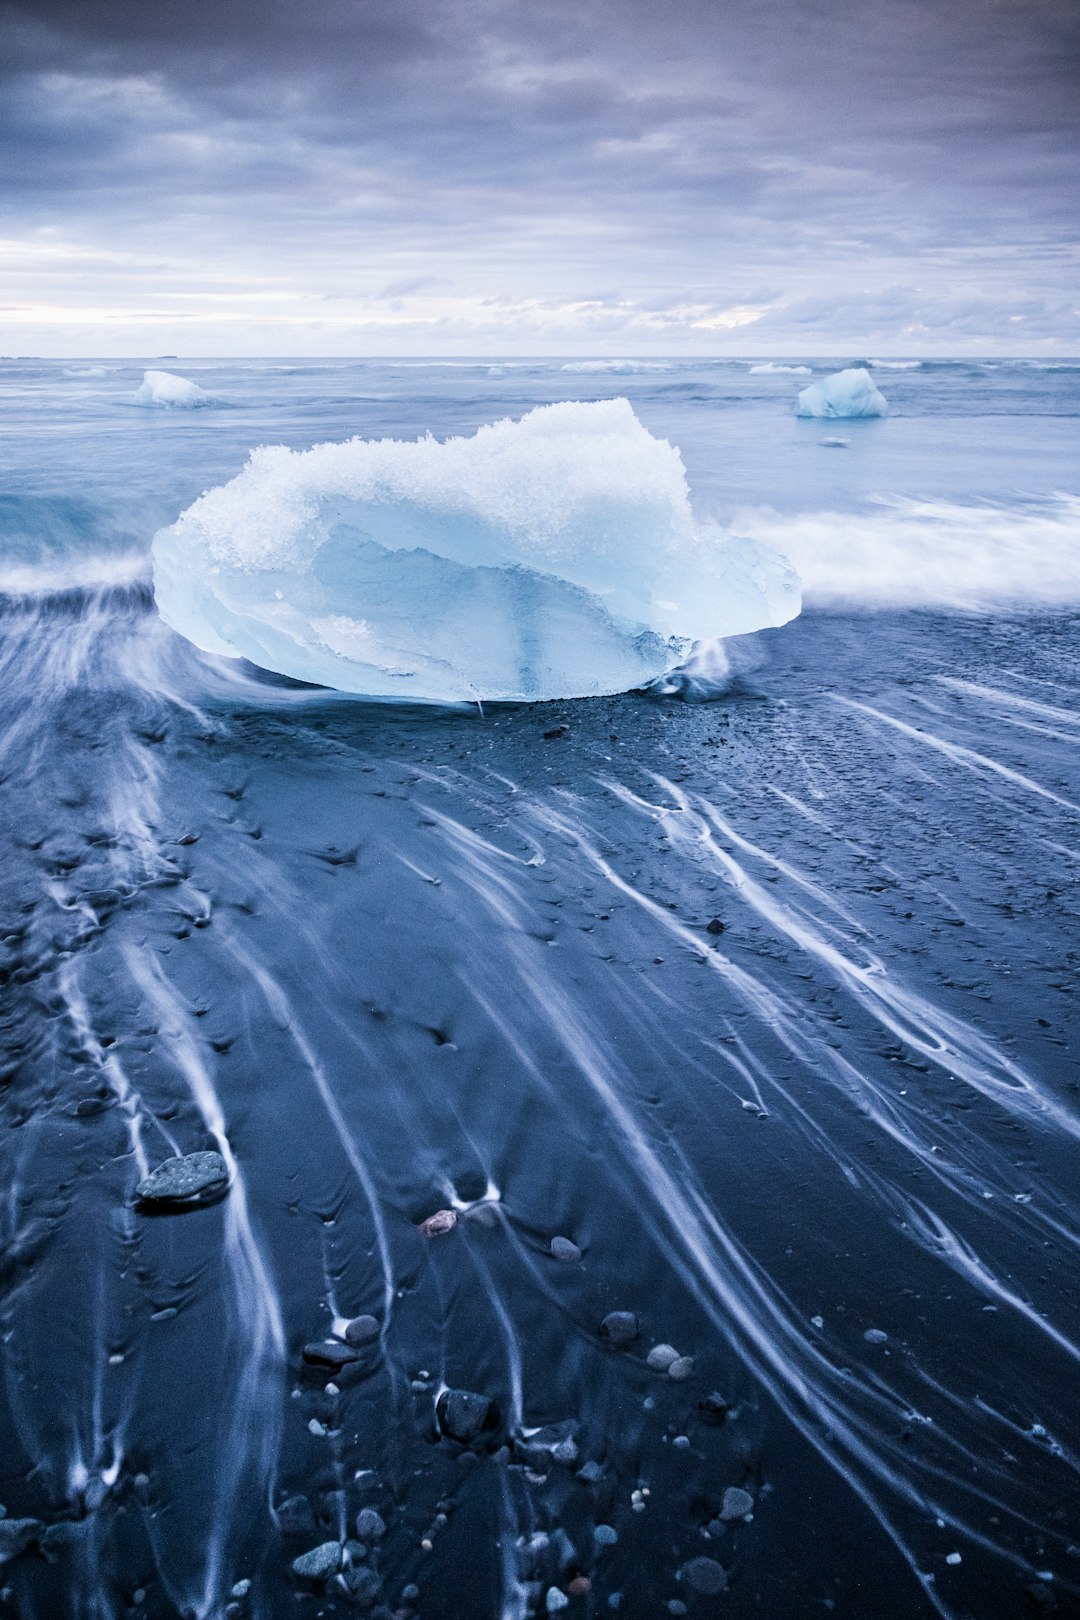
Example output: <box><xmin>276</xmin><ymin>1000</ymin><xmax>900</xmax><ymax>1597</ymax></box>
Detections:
<box><xmin>2</xmin><ymin>0</ymin><xmax>1078</xmax><ymax>355</ymax></box>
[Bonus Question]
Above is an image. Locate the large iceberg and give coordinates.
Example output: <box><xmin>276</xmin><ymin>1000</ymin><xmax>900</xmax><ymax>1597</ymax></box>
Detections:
<box><xmin>151</xmin><ymin>399</ymin><xmax>800</xmax><ymax>703</ymax></box>
<box><xmin>133</xmin><ymin>370</ymin><xmax>216</xmax><ymax>409</ymax></box>
<box><xmin>796</xmin><ymin>368</ymin><xmax>887</xmax><ymax>419</ymax></box>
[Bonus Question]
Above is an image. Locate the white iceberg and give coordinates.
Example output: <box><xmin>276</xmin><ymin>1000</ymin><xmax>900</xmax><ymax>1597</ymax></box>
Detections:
<box><xmin>796</xmin><ymin>368</ymin><xmax>887</xmax><ymax>419</ymax></box>
<box><xmin>151</xmin><ymin>399</ymin><xmax>800</xmax><ymax>703</ymax></box>
<box><xmin>133</xmin><ymin>369</ymin><xmax>215</xmax><ymax>409</ymax></box>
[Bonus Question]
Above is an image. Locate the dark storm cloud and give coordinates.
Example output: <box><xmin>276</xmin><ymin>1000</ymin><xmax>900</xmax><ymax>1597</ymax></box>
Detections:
<box><xmin>0</xmin><ymin>0</ymin><xmax>1077</xmax><ymax>352</ymax></box>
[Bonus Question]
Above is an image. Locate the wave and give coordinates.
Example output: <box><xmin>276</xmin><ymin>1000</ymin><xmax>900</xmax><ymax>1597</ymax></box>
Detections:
<box><xmin>559</xmin><ymin>359</ymin><xmax>672</xmax><ymax>374</ymax></box>
<box><xmin>747</xmin><ymin>362</ymin><xmax>812</xmax><ymax>375</ymax></box>
<box><xmin>730</xmin><ymin>494</ymin><xmax>1080</xmax><ymax>610</ymax></box>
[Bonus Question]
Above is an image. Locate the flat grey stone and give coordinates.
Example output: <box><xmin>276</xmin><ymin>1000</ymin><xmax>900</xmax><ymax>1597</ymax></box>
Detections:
<box><xmin>719</xmin><ymin>1486</ymin><xmax>754</xmax><ymax>1520</ymax></box>
<box><xmin>344</xmin><ymin>1315</ymin><xmax>380</xmax><ymax>1346</ymax></box>
<box><xmin>291</xmin><ymin>1541</ymin><xmax>342</xmax><ymax>1580</ymax></box>
<box><xmin>136</xmin><ymin>1151</ymin><xmax>229</xmax><ymax>1205</ymax></box>
<box><xmin>646</xmin><ymin>1343</ymin><xmax>680</xmax><ymax>1371</ymax></box>
<box><xmin>667</xmin><ymin>1355</ymin><xmax>695</xmax><ymax>1381</ymax></box>
<box><xmin>550</xmin><ymin>1236</ymin><xmax>582</xmax><ymax>1262</ymax></box>
<box><xmin>681</xmin><ymin>1556</ymin><xmax>727</xmax><ymax>1595</ymax></box>
<box><xmin>354</xmin><ymin>1508</ymin><xmax>386</xmax><ymax>1540</ymax></box>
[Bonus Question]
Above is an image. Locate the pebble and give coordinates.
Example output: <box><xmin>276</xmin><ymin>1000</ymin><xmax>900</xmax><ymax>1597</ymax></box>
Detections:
<box><xmin>231</xmin><ymin>1580</ymin><xmax>251</xmax><ymax>1598</ymax></box>
<box><xmin>594</xmin><ymin>1524</ymin><xmax>618</xmax><ymax>1546</ymax></box>
<box><xmin>344</xmin><ymin>1566</ymin><xmax>381</xmax><ymax>1602</ymax></box>
<box><xmin>436</xmin><ymin>1387</ymin><xmax>499</xmax><ymax>1444</ymax></box>
<box><xmin>135</xmin><ymin>1151</ymin><xmax>229</xmax><ymax>1207</ymax></box>
<box><xmin>673</xmin><ymin>1434</ymin><xmax>690</xmax><ymax>1449</ymax></box>
<box><xmin>302</xmin><ymin>1340</ymin><xmax>360</xmax><ymax>1370</ymax></box>
<box><xmin>600</xmin><ymin>1311</ymin><xmax>639</xmax><ymax>1345</ymax></box>
<box><xmin>355</xmin><ymin>1508</ymin><xmax>386</xmax><ymax>1540</ymax></box>
<box><xmin>568</xmin><ymin>1577</ymin><xmax>591</xmax><ymax>1596</ymax></box>
<box><xmin>667</xmin><ymin>1356</ymin><xmax>694</xmax><ymax>1382</ymax></box>
<box><xmin>864</xmin><ymin>1328</ymin><xmax>889</xmax><ymax>1345</ymax></box>
<box><xmin>945</xmin><ymin>1552</ymin><xmax>962</xmax><ymax>1566</ymax></box>
<box><xmin>402</xmin><ymin>1585</ymin><xmax>420</xmax><ymax>1603</ymax></box>
<box><xmin>577</xmin><ymin>1461</ymin><xmax>604</xmax><ymax>1483</ymax></box>
<box><xmin>706</xmin><ymin>918</ymin><xmax>725</xmax><ymax>935</ymax></box>
<box><xmin>646</xmin><ymin>1344</ymin><xmax>679</xmax><ymax>1372</ymax></box>
<box><xmin>669</xmin><ymin>1604</ymin><xmax>688</xmax><ymax>1616</ymax></box>
<box><xmin>552</xmin><ymin>1439</ymin><xmax>578</xmax><ymax>1465</ymax></box>
<box><xmin>344</xmin><ymin>1315</ymin><xmax>380</xmax><ymax>1346</ymax></box>
<box><xmin>546</xmin><ymin>1589</ymin><xmax>570</xmax><ymax>1612</ymax></box>
<box><xmin>719</xmin><ymin>1486</ymin><xmax>754</xmax><ymax>1520</ymax></box>
<box><xmin>680</xmin><ymin>1556</ymin><xmax>727</xmax><ymax>1595</ymax></box>
<box><xmin>550</xmin><ymin>1236</ymin><xmax>582</xmax><ymax>1262</ymax></box>
<box><xmin>291</xmin><ymin>1541</ymin><xmax>342</xmax><ymax>1580</ymax></box>
<box><xmin>0</xmin><ymin>1520</ymin><xmax>40</xmax><ymax>1565</ymax></box>
<box><xmin>697</xmin><ymin>1392</ymin><xmax>730</xmax><ymax>1425</ymax></box>
<box><xmin>419</xmin><ymin>1209</ymin><xmax>457</xmax><ymax>1237</ymax></box>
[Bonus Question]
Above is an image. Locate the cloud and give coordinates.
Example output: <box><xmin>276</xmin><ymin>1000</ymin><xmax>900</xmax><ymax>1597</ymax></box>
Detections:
<box><xmin>0</xmin><ymin>0</ymin><xmax>1076</xmax><ymax>353</ymax></box>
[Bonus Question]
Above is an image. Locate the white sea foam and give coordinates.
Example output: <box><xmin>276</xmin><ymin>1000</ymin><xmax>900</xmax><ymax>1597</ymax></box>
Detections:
<box><xmin>748</xmin><ymin>362</ymin><xmax>812</xmax><ymax>375</ymax></box>
<box><xmin>151</xmin><ymin>399</ymin><xmax>800</xmax><ymax>702</ymax></box>
<box><xmin>864</xmin><ymin>359</ymin><xmax>922</xmax><ymax>371</ymax></box>
<box><xmin>133</xmin><ymin>370</ymin><xmax>217</xmax><ymax>409</ymax></box>
<box><xmin>559</xmin><ymin>359</ymin><xmax>672</xmax><ymax>373</ymax></box>
<box><xmin>730</xmin><ymin>495</ymin><xmax>1080</xmax><ymax>610</ymax></box>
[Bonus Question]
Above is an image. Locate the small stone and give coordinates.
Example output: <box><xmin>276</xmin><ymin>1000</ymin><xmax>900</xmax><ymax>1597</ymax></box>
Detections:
<box><xmin>419</xmin><ymin>1209</ymin><xmax>457</xmax><ymax>1237</ymax></box>
<box><xmin>697</xmin><ymin>1392</ymin><xmax>730</xmax><ymax>1425</ymax></box>
<box><xmin>673</xmin><ymin>1434</ymin><xmax>690</xmax><ymax>1449</ymax></box>
<box><xmin>646</xmin><ymin>1344</ymin><xmax>679</xmax><ymax>1372</ymax></box>
<box><xmin>277</xmin><ymin>1495</ymin><xmax>315</xmax><ymax>1535</ymax></box>
<box><xmin>705</xmin><ymin>918</ymin><xmax>725</xmax><ymax>935</ymax></box>
<box><xmin>552</xmin><ymin>1439</ymin><xmax>578</xmax><ymax>1465</ymax></box>
<box><xmin>550</xmin><ymin>1236</ymin><xmax>582</xmax><ymax>1262</ymax></box>
<box><xmin>863</xmin><ymin>1328</ymin><xmax>889</xmax><ymax>1345</ymax></box>
<box><xmin>543</xmin><ymin>726</ymin><xmax>569</xmax><ymax>740</ymax></box>
<box><xmin>577</xmin><ymin>1461</ymin><xmax>604</xmax><ymax>1483</ymax></box>
<box><xmin>668</xmin><ymin>1604</ymin><xmax>688</xmax><ymax>1617</ymax></box>
<box><xmin>344</xmin><ymin>1315</ymin><xmax>380</xmax><ymax>1346</ymax></box>
<box><xmin>402</xmin><ymin>1585</ymin><xmax>420</xmax><ymax>1603</ymax></box>
<box><xmin>343</xmin><ymin>1565</ymin><xmax>380</xmax><ymax>1602</ymax></box>
<box><xmin>594</xmin><ymin>1524</ymin><xmax>618</xmax><ymax>1546</ymax></box>
<box><xmin>568</xmin><ymin>1577</ymin><xmax>591</xmax><ymax>1596</ymax></box>
<box><xmin>600</xmin><ymin>1311</ymin><xmax>638</xmax><ymax>1345</ymax></box>
<box><xmin>436</xmin><ymin>1388</ymin><xmax>499</xmax><ymax>1445</ymax></box>
<box><xmin>307</xmin><ymin>1418</ymin><xmax>327</xmax><ymax>1437</ymax></box>
<box><xmin>291</xmin><ymin>1541</ymin><xmax>342</xmax><ymax>1581</ymax></box>
<box><xmin>945</xmin><ymin>1552</ymin><xmax>961</xmax><ymax>1566</ymax></box>
<box><xmin>355</xmin><ymin>1508</ymin><xmax>386</xmax><ymax>1540</ymax></box>
<box><xmin>719</xmin><ymin>1486</ymin><xmax>754</xmax><ymax>1521</ymax></box>
<box><xmin>302</xmin><ymin>1340</ymin><xmax>360</xmax><ymax>1369</ymax></box>
<box><xmin>680</xmin><ymin>1557</ymin><xmax>727</xmax><ymax>1595</ymax></box>
<box><xmin>0</xmin><ymin>1520</ymin><xmax>40</xmax><ymax>1565</ymax></box>
<box><xmin>231</xmin><ymin>1579</ymin><xmax>252</xmax><ymax>1598</ymax></box>
<box><xmin>667</xmin><ymin>1356</ymin><xmax>694</xmax><ymax>1382</ymax></box>
<box><xmin>135</xmin><ymin>1151</ymin><xmax>229</xmax><ymax>1207</ymax></box>
<box><xmin>546</xmin><ymin>1589</ymin><xmax>570</xmax><ymax>1613</ymax></box>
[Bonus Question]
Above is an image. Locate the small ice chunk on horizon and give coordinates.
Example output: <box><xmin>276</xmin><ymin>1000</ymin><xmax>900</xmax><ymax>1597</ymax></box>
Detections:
<box><xmin>796</xmin><ymin>368</ymin><xmax>887</xmax><ymax>419</ymax></box>
<box><xmin>133</xmin><ymin>369</ymin><xmax>216</xmax><ymax>409</ymax></box>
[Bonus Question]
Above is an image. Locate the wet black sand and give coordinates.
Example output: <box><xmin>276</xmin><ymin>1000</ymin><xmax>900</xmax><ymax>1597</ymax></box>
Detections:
<box><xmin>2</xmin><ymin>596</ymin><xmax>1079</xmax><ymax>1619</ymax></box>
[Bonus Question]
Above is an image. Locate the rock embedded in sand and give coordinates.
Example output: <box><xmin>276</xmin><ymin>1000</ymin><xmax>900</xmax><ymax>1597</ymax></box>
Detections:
<box><xmin>600</xmin><ymin>1311</ymin><xmax>639</xmax><ymax>1344</ymax></box>
<box><xmin>344</xmin><ymin>1314</ymin><xmax>380</xmax><ymax>1346</ymax></box>
<box><xmin>436</xmin><ymin>1387</ymin><xmax>500</xmax><ymax>1445</ymax></box>
<box><xmin>419</xmin><ymin>1209</ymin><xmax>457</xmax><ymax>1237</ymax></box>
<box><xmin>291</xmin><ymin>1541</ymin><xmax>343</xmax><ymax>1580</ymax></box>
<box><xmin>705</xmin><ymin>917</ymin><xmax>725</xmax><ymax>935</ymax></box>
<box><xmin>680</xmin><ymin>1556</ymin><xmax>727</xmax><ymax>1595</ymax></box>
<box><xmin>354</xmin><ymin>1508</ymin><xmax>386</xmax><ymax>1540</ymax></box>
<box><xmin>135</xmin><ymin>1151</ymin><xmax>229</xmax><ymax>1207</ymax></box>
<box><xmin>667</xmin><ymin>1355</ymin><xmax>694</xmax><ymax>1381</ymax></box>
<box><xmin>550</xmin><ymin>1235</ymin><xmax>582</xmax><ymax>1262</ymax></box>
<box><xmin>646</xmin><ymin>1343</ymin><xmax>679</xmax><ymax>1372</ymax></box>
<box><xmin>302</xmin><ymin>1339</ymin><xmax>361</xmax><ymax>1369</ymax></box>
<box><xmin>719</xmin><ymin>1486</ymin><xmax>754</xmax><ymax>1520</ymax></box>
<box><xmin>697</xmin><ymin>1392</ymin><xmax>730</xmax><ymax>1425</ymax></box>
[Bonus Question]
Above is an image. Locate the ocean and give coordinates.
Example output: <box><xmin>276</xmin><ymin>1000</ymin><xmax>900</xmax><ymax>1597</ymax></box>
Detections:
<box><xmin>1</xmin><ymin>356</ymin><xmax>1078</xmax><ymax>1619</ymax></box>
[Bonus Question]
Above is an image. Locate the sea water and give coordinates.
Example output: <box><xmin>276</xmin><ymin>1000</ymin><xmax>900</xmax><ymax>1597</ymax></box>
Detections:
<box><xmin>1</xmin><ymin>356</ymin><xmax>1078</xmax><ymax>1620</ymax></box>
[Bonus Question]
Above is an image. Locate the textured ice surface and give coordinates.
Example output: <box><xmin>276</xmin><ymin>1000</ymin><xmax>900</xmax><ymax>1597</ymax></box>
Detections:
<box><xmin>151</xmin><ymin>399</ymin><xmax>800</xmax><ymax>702</ymax></box>
<box><xmin>133</xmin><ymin>370</ymin><xmax>214</xmax><ymax>409</ymax></box>
<box><xmin>796</xmin><ymin>368</ymin><xmax>888</xmax><ymax>418</ymax></box>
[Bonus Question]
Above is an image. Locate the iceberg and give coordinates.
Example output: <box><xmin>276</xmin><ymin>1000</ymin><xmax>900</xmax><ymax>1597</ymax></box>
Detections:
<box><xmin>133</xmin><ymin>369</ymin><xmax>215</xmax><ymax>409</ymax></box>
<box><xmin>796</xmin><ymin>368</ymin><xmax>887</xmax><ymax>419</ymax></box>
<box><xmin>151</xmin><ymin>399</ymin><xmax>800</xmax><ymax>703</ymax></box>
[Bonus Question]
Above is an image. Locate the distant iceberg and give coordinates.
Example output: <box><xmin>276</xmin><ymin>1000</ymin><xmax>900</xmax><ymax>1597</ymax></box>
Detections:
<box><xmin>133</xmin><ymin>369</ymin><xmax>216</xmax><ymax>409</ymax></box>
<box><xmin>151</xmin><ymin>399</ymin><xmax>800</xmax><ymax>703</ymax></box>
<box><xmin>796</xmin><ymin>368</ymin><xmax>888</xmax><ymax>418</ymax></box>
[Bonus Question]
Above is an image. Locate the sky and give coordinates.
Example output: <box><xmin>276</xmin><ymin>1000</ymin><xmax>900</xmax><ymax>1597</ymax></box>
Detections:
<box><xmin>1</xmin><ymin>0</ymin><xmax>1078</xmax><ymax>356</ymax></box>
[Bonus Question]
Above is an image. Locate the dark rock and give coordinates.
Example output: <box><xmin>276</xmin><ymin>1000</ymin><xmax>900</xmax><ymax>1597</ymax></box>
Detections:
<box><xmin>302</xmin><ymin>1340</ymin><xmax>361</xmax><ymax>1369</ymax></box>
<box><xmin>719</xmin><ymin>1486</ymin><xmax>754</xmax><ymax>1520</ymax></box>
<box><xmin>419</xmin><ymin>1208</ymin><xmax>457</xmax><ymax>1237</ymax></box>
<box><xmin>39</xmin><ymin>1521</ymin><xmax>79</xmax><ymax>1562</ymax></box>
<box><xmin>344</xmin><ymin>1565</ymin><xmax>381</xmax><ymax>1606</ymax></box>
<box><xmin>681</xmin><ymin>1556</ymin><xmax>727</xmax><ymax>1595</ymax></box>
<box><xmin>697</xmin><ymin>1392</ymin><xmax>730</xmax><ymax>1425</ymax></box>
<box><xmin>0</xmin><ymin>1518</ymin><xmax>40</xmax><ymax>1565</ymax></box>
<box><xmin>291</xmin><ymin>1541</ymin><xmax>342</xmax><ymax>1580</ymax></box>
<box><xmin>436</xmin><ymin>1388</ymin><xmax>500</xmax><ymax>1445</ymax></box>
<box><xmin>135</xmin><ymin>1151</ymin><xmax>229</xmax><ymax>1207</ymax></box>
<box><xmin>354</xmin><ymin>1508</ymin><xmax>386</xmax><ymax>1540</ymax></box>
<box><xmin>344</xmin><ymin>1314</ymin><xmax>381</xmax><ymax>1347</ymax></box>
<box><xmin>705</xmin><ymin>918</ymin><xmax>725</xmax><ymax>935</ymax></box>
<box><xmin>277</xmin><ymin>1494</ymin><xmax>316</xmax><ymax>1536</ymax></box>
<box><xmin>599</xmin><ymin>1311</ymin><xmax>638</xmax><ymax>1345</ymax></box>
<box><xmin>550</xmin><ymin>1236</ymin><xmax>582</xmax><ymax>1262</ymax></box>
<box><xmin>543</xmin><ymin>725</ymin><xmax>569</xmax><ymax>740</ymax></box>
